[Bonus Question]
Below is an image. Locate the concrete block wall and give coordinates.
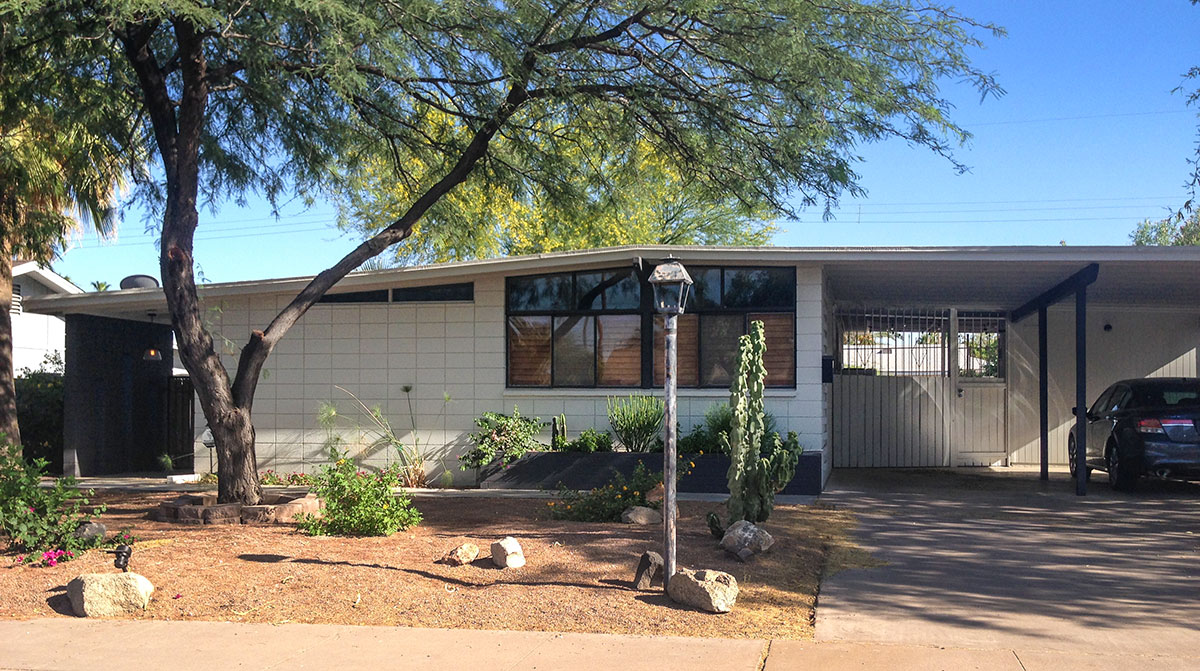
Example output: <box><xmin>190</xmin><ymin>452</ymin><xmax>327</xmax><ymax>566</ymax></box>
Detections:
<box><xmin>192</xmin><ymin>263</ymin><xmax>827</xmax><ymax>482</ymax></box>
<box><xmin>1007</xmin><ymin>305</ymin><xmax>1200</xmax><ymax>466</ymax></box>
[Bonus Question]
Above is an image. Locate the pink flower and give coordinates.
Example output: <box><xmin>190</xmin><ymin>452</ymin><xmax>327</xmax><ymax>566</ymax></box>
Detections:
<box><xmin>173</xmin><ymin>593</ymin><xmax>182</xmax><ymax>599</ymax></box>
<box><xmin>46</xmin><ymin>559</ymin><xmax>57</xmax><ymax>567</ymax></box>
<box><xmin>27</xmin><ymin>507</ymin><xmax>34</xmax><ymax>513</ymax></box>
<box><xmin>15</xmin><ymin>555</ymin><xmax>23</xmax><ymax>563</ymax></box>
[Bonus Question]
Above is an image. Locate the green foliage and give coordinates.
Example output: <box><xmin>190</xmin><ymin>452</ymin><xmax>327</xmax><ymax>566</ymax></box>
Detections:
<box><xmin>553</xmin><ymin>428</ymin><xmax>615</xmax><ymax>453</ymax></box>
<box><xmin>0</xmin><ymin>443</ymin><xmax>105</xmax><ymax>561</ymax></box>
<box><xmin>720</xmin><ymin>322</ymin><xmax>803</xmax><ymax>526</ymax></box>
<box><xmin>1130</xmin><ymin>211</ymin><xmax>1200</xmax><ymax>246</ymax></box>
<box><xmin>607</xmin><ymin>395</ymin><xmax>665</xmax><ymax>453</ymax></box>
<box><xmin>679</xmin><ymin>402</ymin><xmax>780</xmax><ymax>455</ymax></box>
<box><xmin>549</xmin><ymin>462</ymin><xmax>662</xmax><ymax>523</ymax></box>
<box><xmin>318</xmin><ymin>385</ymin><xmax>452</xmax><ymax>488</ymax></box>
<box><xmin>461</xmin><ymin>407</ymin><xmax>544</xmax><ymax>470</ymax></box>
<box><xmin>297</xmin><ymin>450</ymin><xmax>421</xmax><ymax>537</ymax></box>
<box><xmin>14</xmin><ymin>352</ymin><xmax>64</xmax><ymax>471</ymax></box>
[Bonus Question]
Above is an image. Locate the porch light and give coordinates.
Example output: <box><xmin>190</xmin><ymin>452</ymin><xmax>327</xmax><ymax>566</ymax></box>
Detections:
<box><xmin>648</xmin><ymin>258</ymin><xmax>693</xmax><ymax>315</ymax></box>
<box><xmin>649</xmin><ymin>258</ymin><xmax>691</xmax><ymax>593</ymax></box>
<box><xmin>144</xmin><ymin>311</ymin><xmax>163</xmax><ymax>361</ymax></box>
<box><xmin>105</xmin><ymin>544</ymin><xmax>132</xmax><ymax>572</ymax></box>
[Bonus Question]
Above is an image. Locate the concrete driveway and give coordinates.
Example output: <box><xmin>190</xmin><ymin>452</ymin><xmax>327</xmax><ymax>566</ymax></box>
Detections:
<box><xmin>816</xmin><ymin>468</ymin><xmax>1200</xmax><ymax>656</ymax></box>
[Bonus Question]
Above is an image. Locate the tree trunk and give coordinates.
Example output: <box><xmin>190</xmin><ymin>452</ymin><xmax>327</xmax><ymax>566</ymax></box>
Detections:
<box><xmin>211</xmin><ymin>406</ymin><xmax>258</xmax><ymax>504</ymax></box>
<box><xmin>0</xmin><ymin>246</ymin><xmax>21</xmax><ymax>451</ymax></box>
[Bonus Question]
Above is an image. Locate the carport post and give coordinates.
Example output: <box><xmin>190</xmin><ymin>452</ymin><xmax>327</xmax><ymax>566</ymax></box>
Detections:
<box><xmin>1039</xmin><ymin>305</ymin><xmax>1049</xmax><ymax>481</ymax></box>
<box><xmin>1074</xmin><ymin>288</ymin><xmax>1088</xmax><ymax>496</ymax></box>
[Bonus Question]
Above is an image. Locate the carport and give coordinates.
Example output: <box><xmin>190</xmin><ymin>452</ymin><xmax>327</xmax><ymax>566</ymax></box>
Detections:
<box><xmin>823</xmin><ymin>246</ymin><xmax>1200</xmax><ymax>493</ymax></box>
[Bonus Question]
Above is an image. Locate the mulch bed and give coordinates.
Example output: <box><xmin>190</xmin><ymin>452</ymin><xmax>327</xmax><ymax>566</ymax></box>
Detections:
<box><xmin>0</xmin><ymin>491</ymin><xmax>859</xmax><ymax>639</ymax></box>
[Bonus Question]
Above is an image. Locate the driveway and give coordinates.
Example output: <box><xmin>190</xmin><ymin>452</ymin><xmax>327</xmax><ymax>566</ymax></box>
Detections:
<box><xmin>816</xmin><ymin>468</ymin><xmax>1200</xmax><ymax>655</ymax></box>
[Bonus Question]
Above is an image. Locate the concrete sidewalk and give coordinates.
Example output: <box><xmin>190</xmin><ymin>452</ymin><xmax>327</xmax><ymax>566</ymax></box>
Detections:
<box><xmin>1</xmin><ymin>619</ymin><xmax>1194</xmax><ymax>671</ymax></box>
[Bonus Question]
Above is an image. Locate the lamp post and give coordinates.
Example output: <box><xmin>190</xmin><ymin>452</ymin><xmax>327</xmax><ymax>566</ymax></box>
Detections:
<box><xmin>648</xmin><ymin>258</ymin><xmax>692</xmax><ymax>591</ymax></box>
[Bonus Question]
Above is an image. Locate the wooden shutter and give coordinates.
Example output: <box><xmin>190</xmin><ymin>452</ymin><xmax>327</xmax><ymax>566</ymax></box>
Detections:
<box><xmin>507</xmin><ymin>316</ymin><xmax>551</xmax><ymax>386</ymax></box>
<box><xmin>751</xmin><ymin>313</ymin><xmax>795</xmax><ymax>387</ymax></box>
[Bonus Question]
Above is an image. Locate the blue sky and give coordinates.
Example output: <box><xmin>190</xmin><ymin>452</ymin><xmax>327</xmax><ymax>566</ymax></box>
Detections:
<box><xmin>53</xmin><ymin>0</ymin><xmax>1199</xmax><ymax>288</ymax></box>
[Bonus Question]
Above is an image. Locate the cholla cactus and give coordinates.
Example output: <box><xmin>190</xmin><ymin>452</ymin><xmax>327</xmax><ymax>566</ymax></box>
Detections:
<box><xmin>717</xmin><ymin>321</ymin><xmax>801</xmax><ymax>527</ymax></box>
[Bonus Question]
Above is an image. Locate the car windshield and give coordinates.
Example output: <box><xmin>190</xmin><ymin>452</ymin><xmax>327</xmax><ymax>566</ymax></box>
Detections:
<box><xmin>1131</xmin><ymin>382</ymin><xmax>1200</xmax><ymax>409</ymax></box>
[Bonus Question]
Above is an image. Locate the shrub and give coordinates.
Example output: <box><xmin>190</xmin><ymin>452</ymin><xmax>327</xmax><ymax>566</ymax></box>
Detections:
<box><xmin>607</xmin><ymin>395</ymin><xmax>665</xmax><ymax>453</ymax></box>
<box><xmin>553</xmin><ymin>428</ymin><xmax>615</xmax><ymax>453</ymax></box>
<box><xmin>549</xmin><ymin>461</ymin><xmax>662</xmax><ymax>522</ymax></box>
<box><xmin>690</xmin><ymin>403</ymin><xmax>778</xmax><ymax>455</ymax></box>
<box><xmin>0</xmin><ymin>443</ymin><xmax>105</xmax><ymax>562</ymax></box>
<box><xmin>460</xmin><ymin>407</ymin><xmax>544</xmax><ymax>470</ymax></box>
<box><xmin>297</xmin><ymin>450</ymin><xmax>422</xmax><ymax>537</ymax></box>
<box><xmin>14</xmin><ymin>353</ymin><xmax>64</xmax><ymax>473</ymax></box>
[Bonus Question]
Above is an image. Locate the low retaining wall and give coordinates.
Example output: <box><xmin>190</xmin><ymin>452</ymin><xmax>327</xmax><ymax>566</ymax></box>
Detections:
<box><xmin>479</xmin><ymin>451</ymin><xmax>823</xmax><ymax>495</ymax></box>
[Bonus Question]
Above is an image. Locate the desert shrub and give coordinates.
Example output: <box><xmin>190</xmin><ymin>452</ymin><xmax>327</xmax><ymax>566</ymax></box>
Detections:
<box><xmin>460</xmin><ymin>407</ymin><xmax>544</xmax><ymax>470</ymax></box>
<box><xmin>607</xmin><ymin>395</ymin><xmax>665</xmax><ymax>453</ymax></box>
<box><xmin>14</xmin><ymin>353</ymin><xmax>64</xmax><ymax>473</ymax></box>
<box><xmin>549</xmin><ymin>461</ymin><xmax>662</xmax><ymax>522</ymax></box>
<box><xmin>691</xmin><ymin>403</ymin><xmax>778</xmax><ymax>455</ymax></box>
<box><xmin>0</xmin><ymin>443</ymin><xmax>105</xmax><ymax>562</ymax></box>
<box><xmin>297</xmin><ymin>450</ymin><xmax>421</xmax><ymax>537</ymax></box>
<box><xmin>553</xmin><ymin>428</ymin><xmax>615</xmax><ymax>453</ymax></box>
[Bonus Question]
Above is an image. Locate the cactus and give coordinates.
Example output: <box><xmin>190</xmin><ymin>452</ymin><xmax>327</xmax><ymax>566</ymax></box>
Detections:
<box><xmin>717</xmin><ymin>321</ymin><xmax>802</xmax><ymax>527</ymax></box>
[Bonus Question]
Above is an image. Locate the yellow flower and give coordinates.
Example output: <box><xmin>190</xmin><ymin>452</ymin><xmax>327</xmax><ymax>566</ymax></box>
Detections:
<box><xmin>622</xmin><ymin>486</ymin><xmax>628</xmax><ymax>491</ymax></box>
<box><xmin>566</xmin><ymin>505</ymin><xmax>572</xmax><ymax>510</ymax></box>
<box><xmin>689</xmin><ymin>462</ymin><xmax>695</xmax><ymax>468</ymax></box>
<box><xmin>633</xmin><ymin>491</ymin><xmax>640</xmax><ymax>496</ymax></box>
<box><xmin>547</xmin><ymin>502</ymin><xmax>555</xmax><ymax>507</ymax></box>
<box><xmin>699</xmin><ymin>450</ymin><xmax>704</xmax><ymax>455</ymax></box>
<box><xmin>616</xmin><ymin>494</ymin><xmax>622</xmax><ymax>499</ymax></box>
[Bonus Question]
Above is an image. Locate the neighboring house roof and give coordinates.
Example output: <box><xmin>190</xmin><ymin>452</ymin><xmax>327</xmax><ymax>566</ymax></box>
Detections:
<box><xmin>23</xmin><ymin>244</ymin><xmax>1200</xmax><ymax>317</ymax></box>
<box><xmin>13</xmin><ymin>261</ymin><xmax>84</xmax><ymax>296</ymax></box>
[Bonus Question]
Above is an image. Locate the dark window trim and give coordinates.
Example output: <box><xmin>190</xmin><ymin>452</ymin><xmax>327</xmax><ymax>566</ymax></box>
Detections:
<box><xmin>505</xmin><ymin>265</ymin><xmax>797</xmax><ymax>390</ymax></box>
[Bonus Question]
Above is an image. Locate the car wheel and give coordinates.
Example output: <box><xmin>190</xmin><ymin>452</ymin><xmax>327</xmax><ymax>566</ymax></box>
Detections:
<box><xmin>1067</xmin><ymin>436</ymin><xmax>1090</xmax><ymax>481</ymax></box>
<box><xmin>1107</xmin><ymin>443</ymin><xmax>1137</xmax><ymax>491</ymax></box>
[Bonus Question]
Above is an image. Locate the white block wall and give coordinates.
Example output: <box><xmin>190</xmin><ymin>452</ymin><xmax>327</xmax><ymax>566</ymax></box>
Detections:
<box><xmin>192</xmin><ymin>264</ymin><xmax>827</xmax><ymax>482</ymax></box>
<box><xmin>12</xmin><ymin>279</ymin><xmax>66</xmax><ymax>373</ymax></box>
<box><xmin>1007</xmin><ymin>305</ymin><xmax>1200</xmax><ymax>465</ymax></box>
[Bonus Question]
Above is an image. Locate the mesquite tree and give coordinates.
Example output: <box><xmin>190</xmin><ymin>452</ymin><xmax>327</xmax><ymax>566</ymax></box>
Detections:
<box><xmin>4</xmin><ymin>1</ymin><xmax>1001</xmax><ymax>504</ymax></box>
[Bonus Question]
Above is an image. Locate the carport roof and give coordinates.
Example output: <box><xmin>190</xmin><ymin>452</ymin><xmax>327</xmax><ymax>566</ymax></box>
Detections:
<box><xmin>25</xmin><ymin>244</ymin><xmax>1200</xmax><ymax>318</ymax></box>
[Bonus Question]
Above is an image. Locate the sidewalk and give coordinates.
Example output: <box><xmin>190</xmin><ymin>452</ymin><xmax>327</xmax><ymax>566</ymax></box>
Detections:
<box><xmin>1</xmin><ymin>619</ymin><xmax>1194</xmax><ymax>671</ymax></box>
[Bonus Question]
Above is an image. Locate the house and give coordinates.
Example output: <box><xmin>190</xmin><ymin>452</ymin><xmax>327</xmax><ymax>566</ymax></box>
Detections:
<box><xmin>11</xmin><ymin>261</ymin><xmax>81</xmax><ymax>372</ymax></box>
<box><xmin>25</xmin><ymin>245</ymin><xmax>1200</xmax><ymax>490</ymax></box>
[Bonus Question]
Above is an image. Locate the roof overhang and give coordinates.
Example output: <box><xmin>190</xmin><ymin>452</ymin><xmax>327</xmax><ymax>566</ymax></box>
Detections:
<box><xmin>13</xmin><ymin>262</ymin><xmax>83</xmax><ymax>295</ymax></box>
<box><xmin>25</xmin><ymin>244</ymin><xmax>1200</xmax><ymax>319</ymax></box>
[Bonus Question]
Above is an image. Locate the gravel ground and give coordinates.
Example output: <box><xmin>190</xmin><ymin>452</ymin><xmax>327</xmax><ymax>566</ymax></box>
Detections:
<box><xmin>0</xmin><ymin>492</ymin><xmax>856</xmax><ymax>639</ymax></box>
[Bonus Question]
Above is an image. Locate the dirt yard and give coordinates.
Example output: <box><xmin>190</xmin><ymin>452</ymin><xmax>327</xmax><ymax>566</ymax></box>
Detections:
<box><xmin>0</xmin><ymin>491</ymin><xmax>860</xmax><ymax>639</ymax></box>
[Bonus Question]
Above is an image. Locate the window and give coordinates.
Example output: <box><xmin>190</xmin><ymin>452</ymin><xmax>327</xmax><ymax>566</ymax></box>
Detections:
<box><xmin>507</xmin><ymin>265</ymin><xmax>796</xmax><ymax>389</ymax></box>
<box><xmin>318</xmin><ymin>289</ymin><xmax>389</xmax><ymax>304</ymax></box>
<box><xmin>392</xmin><ymin>282</ymin><xmax>473</xmax><ymax>302</ymax></box>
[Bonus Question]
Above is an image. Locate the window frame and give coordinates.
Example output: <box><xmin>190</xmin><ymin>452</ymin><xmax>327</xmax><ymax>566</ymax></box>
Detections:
<box><xmin>505</xmin><ymin>265</ymin><xmax>797</xmax><ymax>390</ymax></box>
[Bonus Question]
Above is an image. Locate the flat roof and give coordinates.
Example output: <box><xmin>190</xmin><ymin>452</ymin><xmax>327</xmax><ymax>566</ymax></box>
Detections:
<box><xmin>25</xmin><ymin>244</ymin><xmax>1200</xmax><ymax>317</ymax></box>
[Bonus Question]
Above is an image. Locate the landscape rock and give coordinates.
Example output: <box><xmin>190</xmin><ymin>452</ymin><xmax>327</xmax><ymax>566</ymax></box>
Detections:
<box><xmin>175</xmin><ymin>505</ymin><xmax>205</xmax><ymax>525</ymax></box>
<box><xmin>645</xmin><ymin>483</ymin><xmax>665</xmax><ymax>504</ymax></box>
<box><xmin>273</xmin><ymin>502</ymin><xmax>311</xmax><ymax>523</ymax></box>
<box><xmin>177</xmin><ymin>493</ymin><xmax>217</xmax><ymax>507</ymax></box>
<box><xmin>720</xmin><ymin>520</ymin><xmax>774</xmax><ymax>561</ymax></box>
<box><xmin>442</xmin><ymin>543</ymin><xmax>480</xmax><ymax>566</ymax></box>
<box><xmin>490</xmin><ymin>537</ymin><xmax>526</xmax><ymax>568</ymax></box>
<box><xmin>666</xmin><ymin>568</ymin><xmax>738</xmax><ymax>613</ymax></box>
<box><xmin>633</xmin><ymin>550</ymin><xmax>664</xmax><ymax>590</ymax></box>
<box><xmin>66</xmin><ymin>572</ymin><xmax>155</xmax><ymax>617</ymax></box>
<box><xmin>202</xmin><ymin>503</ymin><xmax>243</xmax><ymax>525</ymax></box>
<box><xmin>240</xmin><ymin>505</ymin><xmax>277</xmax><ymax>524</ymax></box>
<box><xmin>621</xmin><ymin>506</ymin><xmax>663</xmax><ymax>525</ymax></box>
<box><xmin>73</xmin><ymin>522</ymin><xmax>107</xmax><ymax>544</ymax></box>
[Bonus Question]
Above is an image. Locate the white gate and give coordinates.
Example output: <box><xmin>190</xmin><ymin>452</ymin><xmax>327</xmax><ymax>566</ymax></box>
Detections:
<box><xmin>832</xmin><ymin>309</ymin><xmax>1008</xmax><ymax>468</ymax></box>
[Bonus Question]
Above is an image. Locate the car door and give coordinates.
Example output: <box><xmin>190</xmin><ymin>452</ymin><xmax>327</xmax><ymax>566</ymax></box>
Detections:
<box><xmin>1090</xmin><ymin>385</ymin><xmax>1131</xmax><ymax>458</ymax></box>
<box><xmin>1084</xmin><ymin>385</ymin><xmax>1116</xmax><ymax>464</ymax></box>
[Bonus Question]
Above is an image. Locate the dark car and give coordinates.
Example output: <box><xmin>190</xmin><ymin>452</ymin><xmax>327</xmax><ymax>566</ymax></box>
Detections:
<box><xmin>1068</xmin><ymin>378</ymin><xmax>1200</xmax><ymax>490</ymax></box>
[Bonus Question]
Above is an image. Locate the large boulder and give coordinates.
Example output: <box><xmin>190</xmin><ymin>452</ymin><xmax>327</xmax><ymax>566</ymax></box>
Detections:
<box><xmin>67</xmin><ymin>573</ymin><xmax>155</xmax><ymax>617</ymax></box>
<box><xmin>621</xmin><ymin>506</ymin><xmax>662</xmax><ymax>525</ymax></box>
<box><xmin>442</xmin><ymin>543</ymin><xmax>480</xmax><ymax>566</ymax></box>
<box><xmin>667</xmin><ymin>568</ymin><xmax>738</xmax><ymax>613</ymax></box>
<box><xmin>720</xmin><ymin>520</ymin><xmax>774</xmax><ymax>562</ymax></box>
<box><xmin>490</xmin><ymin>537</ymin><xmax>526</xmax><ymax>568</ymax></box>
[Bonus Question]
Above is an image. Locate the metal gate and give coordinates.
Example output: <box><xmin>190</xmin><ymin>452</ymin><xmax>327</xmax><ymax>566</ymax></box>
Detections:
<box><xmin>832</xmin><ymin>309</ymin><xmax>1008</xmax><ymax>468</ymax></box>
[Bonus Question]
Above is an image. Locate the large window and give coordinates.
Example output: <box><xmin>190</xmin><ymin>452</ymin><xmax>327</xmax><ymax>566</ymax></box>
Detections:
<box><xmin>506</xmin><ymin>265</ymin><xmax>796</xmax><ymax>389</ymax></box>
